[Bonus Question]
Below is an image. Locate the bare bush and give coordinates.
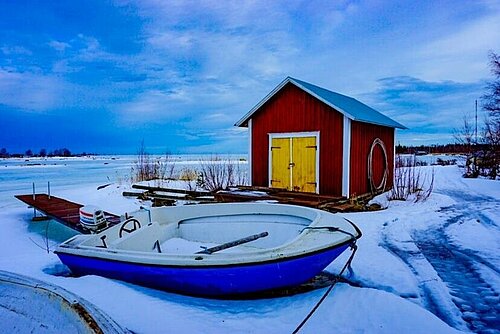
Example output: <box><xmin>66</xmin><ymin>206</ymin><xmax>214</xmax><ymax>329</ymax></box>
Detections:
<box><xmin>395</xmin><ymin>155</ymin><xmax>428</xmax><ymax>167</ymax></box>
<box><xmin>198</xmin><ymin>155</ymin><xmax>248</xmax><ymax>192</ymax></box>
<box><xmin>434</xmin><ymin>158</ymin><xmax>457</xmax><ymax>166</ymax></box>
<box><xmin>453</xmin><ymin>113</ymin><xmax>480</xmax><ymax>177</ymax></box>
<box><xmin>480</xmin><ymin>117</ymin><xmax>500</xmax><ymax>179</ymax></box>
<box><xmin>130</xmin><ymin>142</ymin><xmax>175</xmax><ymax>183</ymax></box>
<box><xmin>388</xmin><ymin>155</ymin><xmax>434</xmax><ymax>202</ymax></box>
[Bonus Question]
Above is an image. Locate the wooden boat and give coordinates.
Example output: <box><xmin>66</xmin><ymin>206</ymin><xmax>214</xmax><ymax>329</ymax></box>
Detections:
<box><xmin>55</xmin><ymin>203</ymin><xmax>361</xmax><ymax>297</ymax></box>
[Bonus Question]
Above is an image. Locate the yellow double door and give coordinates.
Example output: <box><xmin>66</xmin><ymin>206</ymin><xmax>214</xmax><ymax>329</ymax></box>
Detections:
<box><xmin>270</xmin><ymin>136</ymin><xmax>317</xmax><ymax>193</ymax></box>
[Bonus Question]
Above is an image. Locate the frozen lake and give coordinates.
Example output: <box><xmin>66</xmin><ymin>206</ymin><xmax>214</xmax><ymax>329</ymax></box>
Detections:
<box><xmin>0</xmin><ymin>154</ymin><xmax>248</xmax><ymax>204</ymax></box>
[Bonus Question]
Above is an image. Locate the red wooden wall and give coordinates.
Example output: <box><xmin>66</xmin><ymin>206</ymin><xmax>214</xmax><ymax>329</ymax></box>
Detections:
<box><xmin>349</xmin><ymin>121</ymin><xmax>394</xmax><ymax>196</ymax></box>
<box><xmin>251</xmin><ymin>83</ymin><xmax>344</xmax><ymax>196</ymax></box>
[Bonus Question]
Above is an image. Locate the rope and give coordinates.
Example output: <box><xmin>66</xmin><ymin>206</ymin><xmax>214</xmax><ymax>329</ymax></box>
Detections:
<box><xmin>291</xmin><ymin>242</ymin><xmax>358</xmax><ymax>334</ymax></box>
<box><xmin>367</xmin><ymin>138</ymin><xmax>388</xmax><ymax>194</ymax></box>
<box><xmin>302</xmin><ymin>226</ymin><xmax>357</xmax><ymax>240</ymax></box>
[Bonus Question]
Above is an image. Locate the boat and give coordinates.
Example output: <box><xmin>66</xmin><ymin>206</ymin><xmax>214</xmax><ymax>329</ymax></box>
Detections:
<box><xmin>0</xmin><ymin>270</ymin><xmax>127</xmax><ymax>333</ymax></box>
<box><xmin>55</xmin><ymin>203</ymin><xmax>361</xmax><ymax>297</ymax></box>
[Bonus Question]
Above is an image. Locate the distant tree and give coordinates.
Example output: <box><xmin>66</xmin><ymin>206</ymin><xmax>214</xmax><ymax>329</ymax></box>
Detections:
<box><xmin>61</xmin><ymin>148</ymin><xmax>71</xmax><ymax>157</ymax></box>
<box><xmin>482</xmin><ymin>51</ymin><xmax>500</xmax><ymax>118</ymax></box>
<box><xmin>453</xmin><ymin>114</ymin><xmax>475</xmax><ymax>153</ymax></box>
<box><xmin>25</xmin><ymin>149</ymin><xmax>33</xmax><ymax>157</ymax></box>
<box><xmin>0</xmin><ymin>148</ymin><xmax>8</xmax><ymax>158</ymax></box>
<box><xmin>39</xmin><ymin>148</ymin><xmax>47</xmax><ymax>157</ymax></box>
<box><xmin>480</xmin><ymin>51</ymin><xmax>500</xmax><ymax>179</ymax></box>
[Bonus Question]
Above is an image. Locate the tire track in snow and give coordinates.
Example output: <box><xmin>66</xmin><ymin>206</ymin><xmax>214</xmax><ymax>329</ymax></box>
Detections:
<box><xmin>412</xmin><ymin>191</ymin><xmax>500</xmax><ymax>334</ymax></box>
<box><xmin>414</xmin><ymin>226</ymin><xmax>499</xmax><ymax>334</ymax></box>
<box><xmin>380</xmin><ymin>226</ymin><xmax>468</xmax><ymax>331</ymax></box>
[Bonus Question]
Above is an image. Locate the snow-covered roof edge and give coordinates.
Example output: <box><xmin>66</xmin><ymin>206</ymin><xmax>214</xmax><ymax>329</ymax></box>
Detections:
<box><xmin>235</xmin><ymin>76</ymin><xmax>407</xmax><ymax>129</ymax></box>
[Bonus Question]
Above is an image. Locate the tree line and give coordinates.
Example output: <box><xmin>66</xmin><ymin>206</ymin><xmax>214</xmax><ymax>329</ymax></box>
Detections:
<box><xmin>0</xmin><ymin>147</ymin><xmax>93</xmax><ymax>158</ymax></box>
<box><xmin>395</xmin><ymin>143</ymin><xmax>491</xmax><ymax>155</ymax></box>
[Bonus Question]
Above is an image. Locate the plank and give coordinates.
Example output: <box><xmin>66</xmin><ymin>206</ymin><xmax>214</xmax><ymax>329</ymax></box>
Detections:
<box><xmin>132</xmin><ymin>184</ymin><xmax>211</xmax><ymax>197</ymax></box>
<box><xmin>15</xmin><ymin>194</ymin><xmax>121</xmax><ymax>234</ymax></box>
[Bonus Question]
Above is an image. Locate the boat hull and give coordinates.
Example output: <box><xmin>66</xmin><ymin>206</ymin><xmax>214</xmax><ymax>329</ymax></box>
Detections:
<box><xmin>56</xmin><ymin>243</ymin><xmax>350</xmax><ymax>297</ymax></box>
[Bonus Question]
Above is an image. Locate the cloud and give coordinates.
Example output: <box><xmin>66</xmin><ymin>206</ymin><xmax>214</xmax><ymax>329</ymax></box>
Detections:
<box><xmin>118</xmin><ymin>88</ymin><xmax>195</xmax><ymax>124</ymax></box>
<box><xmin>48</xmin><ymin>40</ymin><xmax>71</xmax><ymax>52</ymax></box>
<box><xmin>180</xmin><ymin>126</ymin><xmax>248</xmax><ymax>153</ymax></box>
<box><xmin>361</xmin><ymin>76</ymin><xmax>486</xmax><ymax>144</ymax></box>
<box><xmin>414</xmin><ymin>12</ymin><xmax>500</xmax><ymax>82</ymax></box>
<box><xmin>2</xmin><ymin>0</ymin><xmax>499</xmax><ymax>152</ymax></box>
<box><xmin>0</xmin><ymin>69</ymin><xmax>66</xmax><ymax>111</ymax></box>
<box><xmin>1</xmin><ymin>45</ymin><xmax>32</xmax><ymax>55</ymax></box>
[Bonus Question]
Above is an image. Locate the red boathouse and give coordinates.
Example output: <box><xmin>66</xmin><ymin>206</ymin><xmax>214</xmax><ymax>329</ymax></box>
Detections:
<box><xmin>235</xmin><ymin>77</ymin><xmax>406</xmax><ymax>198</ymax></box>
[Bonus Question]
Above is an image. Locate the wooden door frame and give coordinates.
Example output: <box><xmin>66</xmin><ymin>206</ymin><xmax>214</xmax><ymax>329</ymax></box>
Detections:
<box><xmin>268</xmin><ymin>131</ymin><xmax>320</xmax><ymax>193</ymax></box>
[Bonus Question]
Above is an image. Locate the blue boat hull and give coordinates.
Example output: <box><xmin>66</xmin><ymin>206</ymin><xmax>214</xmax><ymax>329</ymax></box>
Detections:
<box><xmin>56</xmin><ymin>243</ymin><xmax>350</xmax><ymax>296</ymax></box>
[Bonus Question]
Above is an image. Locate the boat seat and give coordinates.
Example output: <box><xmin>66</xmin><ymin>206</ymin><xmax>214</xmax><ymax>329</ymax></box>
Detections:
<box><xmin>110</xmin><ymin>222</ymin><xmax>172</xmax><ymax>252</ymax></box>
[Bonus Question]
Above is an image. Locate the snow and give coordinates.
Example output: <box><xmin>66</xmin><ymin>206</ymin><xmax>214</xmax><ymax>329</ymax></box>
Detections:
<box><xmin>160</xmin><ymin>238</ymin><xmax>219</xmax><ymax>254</ymax></box>
<box><xmin>0</xmin><ymin>280</ymin><xmax>92</xmax><ymax>333</ymax></box>
<box><xmin>1</xmin><ymin>156</ymin><xmax>498</xmax><ymax>333</ymax></box>
<box><xmin>447</xmin><ymin>219</ymin><xmax>500</xmax><ymax>269</ymax></box>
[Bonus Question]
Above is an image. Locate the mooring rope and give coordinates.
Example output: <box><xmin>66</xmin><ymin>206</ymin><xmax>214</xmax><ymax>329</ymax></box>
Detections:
<box><xmin>302</xmin><ymin>226</ymin><xmax>357</xmax><ymax>240</ymax></box>
<box><xmin>291</xmin><ymin>241</ymin><xmax>358</xmax><ymax>334</ymax></box>
<box><xmin>367</xmin><ymin>137</ymin><xmax>388</xmax><ymax>194</ymax></box>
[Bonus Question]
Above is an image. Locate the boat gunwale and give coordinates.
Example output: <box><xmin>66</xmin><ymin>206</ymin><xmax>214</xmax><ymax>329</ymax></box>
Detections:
<box><xmin>54</xmin><ymin>235</ymin><xmax>357</xmax><ymax>269</ymax></box>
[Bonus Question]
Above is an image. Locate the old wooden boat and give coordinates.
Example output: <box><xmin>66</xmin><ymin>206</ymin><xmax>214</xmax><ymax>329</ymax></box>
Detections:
<box><xmin>55</xmin><ymin>203</ymin><xmax>361</xmax><ymax>297</ymax></box>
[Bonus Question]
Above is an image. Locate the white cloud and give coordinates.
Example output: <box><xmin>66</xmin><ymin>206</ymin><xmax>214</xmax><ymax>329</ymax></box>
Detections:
<box><xmin>48</xmin><ymin>40</ymin><xmax>71</xmax><ymax>52</ymax></box>
<box><xmin>0</xmin><ymin>69</ymin><xmax>65</xmax><ymax>111</ymax></box>
<box><xmin>414</xmin><ymin>12</ymin><xmax>500</xmax><ymax>82</ymax></box>
<box><xmin>1</xmin><ymin>45</ymin><xmax>32</xmax><ymax>55</ymax></box>
<box><xmin>119</xmin><ymin>89</ymin><xmax>191</xmax><ymax>121</ymax></box>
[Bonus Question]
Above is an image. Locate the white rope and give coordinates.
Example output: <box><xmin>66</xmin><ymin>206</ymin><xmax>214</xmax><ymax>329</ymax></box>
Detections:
<box><xmin>367</xmin><ymin>138</ymin><xmax>388</xmax><ymax>193</ymax></box>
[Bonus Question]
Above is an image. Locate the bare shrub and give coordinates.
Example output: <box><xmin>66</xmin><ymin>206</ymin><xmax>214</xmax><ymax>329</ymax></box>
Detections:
<box><xmin>198</xmin><ymin>155</ymin><xmax>248</xmax><ymax>192</ymax></box>
<box><xmin>130</xmin><ymin>142</ymin><xmax>175</xmax><ymax>183</ymax></box>
<box><xmin>396</xmin><ymin>155</ymin><xmax>428</xmax><ymax>167</ymax></box>
<box><xmin>480</xmin><ymin>118</ymin><xmax>500</xmax><ymax>179</ymax></box>
<box><xmin>388</xmin><ymin>155</ymin><xmax>434</xmax><ymax>202</ymax></box>
<box><xmin>435</xmin><ymin>158</ymin><xmax>457</xmax><ymax>166</ymax></box>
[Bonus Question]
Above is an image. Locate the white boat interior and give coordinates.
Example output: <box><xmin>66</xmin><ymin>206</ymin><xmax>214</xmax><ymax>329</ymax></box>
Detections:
<box><xmin>58</xmin><ymin>203</ymin><xmax>360</xmax><ymax>266</ymax></box>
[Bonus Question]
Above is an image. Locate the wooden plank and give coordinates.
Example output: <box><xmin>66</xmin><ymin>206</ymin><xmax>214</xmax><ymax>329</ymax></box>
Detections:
<box><xmin>236</xmin><ymin>185</ymin><xmax>285</xmax><ymax>193</ymax></box>
<box><xmin>15</xmin><ymin>194</ymin><xmax>121</xmax><ymax>234</ymax></box>
<box><xmin>122</xmin><ymin>191</ymin><xmax>145</xmax><ymax>197</ymax></box>
<box><xmin>132</xmin><ymin>184</ymin><xmax>211</xmax><ymax>197</ymax></box>
<box><xmin>214</xmin><ymin>188</ymin><xmax>346</xmax><ymax>208</ymax></box>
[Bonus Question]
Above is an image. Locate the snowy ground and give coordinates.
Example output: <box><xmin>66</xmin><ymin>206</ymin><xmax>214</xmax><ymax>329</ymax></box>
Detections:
<box><xmin>0</xmin><ymin>156</ymin><xmax>498</xmax><ymax>333</ymax></box>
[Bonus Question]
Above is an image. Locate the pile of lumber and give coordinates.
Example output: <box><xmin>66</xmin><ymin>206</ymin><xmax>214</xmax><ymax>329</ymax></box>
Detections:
<box><xmin>123</xmin><ymin>184</ymin><xmax>379</xmax><ymax>212</ymax></box>
<box><xmin>123</xmin><ymin>184</ymin><xmax>215</xmax><ymax>206</ymax></box>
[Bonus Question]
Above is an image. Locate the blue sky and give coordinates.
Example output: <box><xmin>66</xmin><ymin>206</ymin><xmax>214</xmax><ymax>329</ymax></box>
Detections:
<box><xmin>1</xmin><ymin>0</ymin><xmax>499</xmax><ymax>154</ymax></box>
